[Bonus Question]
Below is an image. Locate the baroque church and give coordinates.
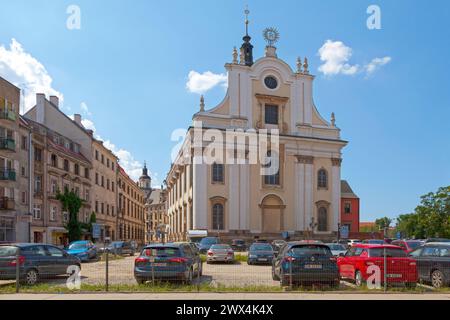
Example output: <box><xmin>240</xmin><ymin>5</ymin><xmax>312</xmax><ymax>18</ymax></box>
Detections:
<box><xmin>165</xmin><ymin>14</ymin><xmax>347</xmax><ymax>241</ymax></box>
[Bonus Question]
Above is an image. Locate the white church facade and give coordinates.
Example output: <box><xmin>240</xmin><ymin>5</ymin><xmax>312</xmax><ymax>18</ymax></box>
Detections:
<box><xmin>165</xmin><ymin>22</ymin><xmax>347</xmax><ymax>242</ymax></box>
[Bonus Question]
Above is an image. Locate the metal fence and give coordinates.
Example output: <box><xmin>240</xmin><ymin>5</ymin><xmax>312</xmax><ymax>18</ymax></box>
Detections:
<box><xmin>0</xmin><ymin>242</ymin><xmax>448</xmax><ymax>293</ymax></box>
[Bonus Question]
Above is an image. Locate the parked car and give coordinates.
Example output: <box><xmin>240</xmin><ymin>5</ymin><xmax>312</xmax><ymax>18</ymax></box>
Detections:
<box><xmin>408</xmin><ymin>242</ymin><xmax>450</xmax><ymax>288</ymax></box>
<box><xmin>347</xmin><ymin>239</ymin><xmax>362</xmax><ymax>247</ymax></box>
<box><xmin>272</xmin><ymin>242</ymin><xmax>340</xmax><ymax>287</ymax></box>
<box><xmin>107</xmin><ymin>241</ymin><xmax>136</xmax><ymax>256</ymax></box>
<box><xmin>271</xmin><ymin>240</ymin><xmax>286</xmax><ymax>255</ymax></box>
<box><xmin>198</xmin><ymin>237</ymin><xmax>219</xmax><ymax>254</ymax></box>
<box><xmin>325</xmin><ymin>243</ymin><xmax>347</xmax><ymax>257</ymax></box>
<box><xmin>362</xmin><ymin>239</ymin><xmax>385</xmax><ymax>245</ymax></box>
<box><xmin>206</xmin><ymin>244</ymin><xmax>235</xmax><ymax>264</ymax></box>
<box><xmin>134</xmin><ymin>243</ymin><xmax>202</xmax><ymax>284</ymax></box>
<box><xmin>337</xmin><ymin>244</ymin><xmax>417</xmax><ymax>287</ymax></box>
<box><xmin>391</xmin><ymin>239</ymin><xmax>424</xmax><ymax>253</ymax></box>
<box><xmin>230</xmin><ymin>239</ymin><xmax>247</xmax><ymax>252</ymax></box>
<box><xmin>425</xmin><ymin>238</ymin><xmax>450</xmax><ymax>243</ymax></box>
<box><xmin>248</xmin><ymin>243</ymin><xmax>275</xmax><ymax>265</ymax></box>
<box><xmin>66</xmin><ymin>240</ymin><xmax>97</xmax><ymax>262</ymax></box>
<box><xmin>172</xmin><ymin>242</ymin><xmax>201</xmax><ymax>256</ymax></box>
<box><xmin>0</xmin><ymin>243</ymin><xmax>81</xmax><ymax>285</ymax></box>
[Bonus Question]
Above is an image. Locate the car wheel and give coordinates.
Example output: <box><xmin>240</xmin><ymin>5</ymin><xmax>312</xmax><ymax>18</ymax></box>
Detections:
<box><xmin>431</xmin><ymin>270</ymin><xmax>445</xmax><ymax>288</ymax></box>
<box><xmin>24</xmin><ymin>269</ymin><xmax>39</xmax><ymax>285</ymax></box>
<box><xmin>355</xmin><ymin>271</ymin><xmax>363</xmax><ymax>287</ymax></box>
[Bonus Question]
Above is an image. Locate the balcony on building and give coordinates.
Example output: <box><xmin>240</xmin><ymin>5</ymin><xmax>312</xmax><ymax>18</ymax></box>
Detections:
<box><xmin>0</xmin><ymin>197</ymin><xmax>15</xmax><ymax>210</ymax></box>
<box><xmin>0</xmin><ymin>169</ymin><xmax>16</xmax><ymax>181</ymax></box>
<box><xmin>0</xmin><ymin>137</ymin><xmax>15</xmax><ymax>151</ymax></box>
<box><xmin>0</xmin><ymin>109</ymin><xmax>16</xmax><ymax>122</ymax></box>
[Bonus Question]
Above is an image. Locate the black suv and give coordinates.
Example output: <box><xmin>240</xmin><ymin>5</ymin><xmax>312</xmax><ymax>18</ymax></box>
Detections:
<box><xmin>231</xmin><ymin>239</ymin><xmax>247</xmax><ymax>252</ymax></box>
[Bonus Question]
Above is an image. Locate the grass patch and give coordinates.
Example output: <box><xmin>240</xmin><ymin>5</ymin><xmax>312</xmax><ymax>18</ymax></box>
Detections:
<box><xmin>200</xmin><ymin>254</ymin><xmax>248</xmax><ymax>263</ymax></box>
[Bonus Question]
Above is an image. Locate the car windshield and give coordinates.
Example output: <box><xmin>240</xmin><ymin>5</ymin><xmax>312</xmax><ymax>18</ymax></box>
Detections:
<box><xmin>200</xmin><ymin>238</ymin><xmax>217</xmax><ymax>245</ymax></box>
<box><xmin>290</xmin><ymin>245</ymin><xmax>331</xmax><ymax>257</ymax></box>
<box><xmin>211</xmin><ymin>245</ymin><xmax>231</xmax><ymax>250</ymax></box>
<box><xmin>364</xmin><ymin>240</ymin><xmax>384</xmax><ymax>244</ymax></box>
<box><xmin>250</xmin><ymin>244</ymin><xmax>273</xmax><ymax>251</ymax></box>
<box><xmin>0</xmin><ymin>246</ymin><xmax>17</xmax><ymax>257</ymax></box>
<box><xmin>406</xmin><ymin>241</ymin><xmax>422</xmax><ymax>249</ymax></box>
<box><xmin>327</xmin><ymin>244</ymin><xmax>346</xmax><ymax>250</ymax></box>
<box><xmin>142</xmin><ymin>247</ymin><xmax>180</xmax><ymax>257</ymax></box>
<box><xmin>68</xmin><ymin>242</ymin><xmax>87</xmax><ymax>249</ymax></box>
<box><xmin>369</xmin><ymin>248</ymin><xmax>407</xmax><ymax>257</ymax></box>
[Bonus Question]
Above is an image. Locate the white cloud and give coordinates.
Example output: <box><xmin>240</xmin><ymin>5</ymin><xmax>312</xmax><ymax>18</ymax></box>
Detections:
<box><xmin>317</xmin><ymin>40</ymin><xmax>391</xmax><ymax>77</ymax></box>
<box><xmin>318</xmin><ymin>40</ymin><xmax>359</xmax><ymax>76</ymax></box>
<box><xmin>365</xmin><ymin>56</ymin><xmax>392</xmax><ymax>75</ymax></box>
<box><xmin>0</xmin><ymin>38</ymin><xmax>63</xmax><ymax>112</ymax></box>
<box><xmin>186</xmin><ymin>70</ymin><xmax>227</xmax><ymax>94</ymax></box>
<box><xmin>81</xmin><ymin>118</ymin><xmax>96</xmax><ymax>131</ymax></box>
<box><xmin>80</xmin><ymin>101</ymin><xmax>92</xmax><ymax>116</ymax></box>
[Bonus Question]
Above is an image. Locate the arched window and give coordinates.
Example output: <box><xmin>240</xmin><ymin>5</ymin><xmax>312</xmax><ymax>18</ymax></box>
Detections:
<box><xmin>263</xmin><ymin>150</ymin><xmax>280</xmax><ymax>185</ymax></box>
<box><xmin>318</xmin><ymin>169</ymin><xmax>328</xmax><ymax>189</ymax></box>
<box><xmin>318</xmin><ymin>207</ymin><xmax>328</xmax><ymax>231</ymax></box>
<box><xmin>212</xmin><ymin>203</ymin><xmax>224</xmax><ymax>230</ymax></box>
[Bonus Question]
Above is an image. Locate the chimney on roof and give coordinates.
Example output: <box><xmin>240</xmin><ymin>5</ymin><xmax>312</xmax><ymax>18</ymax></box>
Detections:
<box><xmin>74</xmin><ymin>114</ymin><xmax>82</xmax><ymax>126</ymax></box>
<box><xmin>36</xmin><ymin>93</ymin><xmax>46</xmax><ymax>123</ymax></box>
<box><xmin>49</xmin><ymin>96</ymin><xmax>59</xmax><ymax>108</ymax></box>
<box><xmin>86</xmin><ymin>129</ymin><xmax>93</xmax><ymax>137</ymax></box>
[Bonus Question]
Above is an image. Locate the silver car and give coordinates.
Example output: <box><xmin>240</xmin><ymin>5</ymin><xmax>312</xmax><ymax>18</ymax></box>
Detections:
<box><xmin>206</xmin><ymin>244</ymin><xmax>234</xmax><ymax>264</ymax></box>
<box><xmin>325</xmin><ymin>243</ymin><xmax>347</xmax><ymax>257</ymax></box>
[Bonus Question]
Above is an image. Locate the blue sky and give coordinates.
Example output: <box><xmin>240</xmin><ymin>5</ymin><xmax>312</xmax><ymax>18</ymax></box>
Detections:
<box><xmin>1</xmin><ymin>0</ymin><xmax>449</xmax><ymax>222</ymax></box>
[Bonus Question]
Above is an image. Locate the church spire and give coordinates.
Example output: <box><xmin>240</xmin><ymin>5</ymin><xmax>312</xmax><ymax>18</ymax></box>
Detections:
<box><xmin>240</xmin><ymin>6</ymin><xmax>253</xmax><ymax>66</ymax></box>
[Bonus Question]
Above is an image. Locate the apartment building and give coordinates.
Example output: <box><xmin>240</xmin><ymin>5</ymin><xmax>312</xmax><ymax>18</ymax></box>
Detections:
<box><xmin>91</xmin><ymin>138</ymin><xmax>118</xmax><ymax>241</ymax></box>
<box><xmin>117</xmin><ymin>164</ymin><xmax>146</xmax><ymax>245</ymax></box>
<box><xmin>146</xmin><ymin>187</ymin><xmax>168</xmax><ymax>243</ymax></box>
<box><xmin>0</xmin><ymin>76</ymin><xmax>31</xmax><ymax>242</ymax></box>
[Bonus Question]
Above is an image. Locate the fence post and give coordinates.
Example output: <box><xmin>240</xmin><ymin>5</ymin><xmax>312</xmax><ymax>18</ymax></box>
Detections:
<box><xmin>383</xmin><ymin>247</ymin><xmax>387</xmax><ymax>292</ymax></box>
<box><xmin>197</xmin><ymin>261</ymin><xmax>201</xmax><ymax>292</ymax></box>
<box><xmin>289</xmin><ymin>255</ymin><xmax>293</xmax><ymax>290</ymax></box>
<box><xmin>105</xmin><ymin>249</ymin><xmax>109</xmax><ymax>292</ymax></box>
<box><xmin>15</xmin><ymin>247</ymin><xmax>20</xmax><ymax>293</ymax></box>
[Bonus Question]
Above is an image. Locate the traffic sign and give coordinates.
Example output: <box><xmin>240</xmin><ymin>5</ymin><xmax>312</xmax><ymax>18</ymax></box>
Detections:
<box><xmin>340</xmin><ymin>225</ymin><xmax>349</xmax><ymax>239</ymax></box>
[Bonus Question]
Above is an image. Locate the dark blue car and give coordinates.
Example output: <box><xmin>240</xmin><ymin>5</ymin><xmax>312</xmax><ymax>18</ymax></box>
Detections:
<box><xmin>272</xmin><ymin>242</ymin><xmax>340</xmax><ymax>287</ymax></box>
<box><xmin>247</xmin><ymin>243</ymin><xmax>274</xmax><ymax>265</ymax></box>
<box><xmin>197</xmin><ymin>237</ymin><xmax>219</xmax><ymax>254</ymax></box>
<box><xmin>134</xmin><ymin>243</ymin><xmax>202</xmax><ymax>284</ymax></box>
<box><xmin>0</xmin><ymin>243</ymin><xmax>81</xmax><ymax>285</ymax></box>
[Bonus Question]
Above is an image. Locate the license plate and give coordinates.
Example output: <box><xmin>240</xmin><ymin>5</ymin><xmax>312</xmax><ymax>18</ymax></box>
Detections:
<box><xmin>257</xmin><ymin>258</ymin><xmax>267</xmax><ymax>261</ymax></box>
<box><xmin>151</xmin><ymin>263</ymin><xmax>166</xmax><ymax>267</ymax></box>
<box><xmin>304</xmin><ymin>264</ymin><xmax>322</xmax><ymax>269</ymax></box>
<box><xmin>386</xmin><ymin>274</ymin><xmax>401</xmax><ymax>278</ymax></box>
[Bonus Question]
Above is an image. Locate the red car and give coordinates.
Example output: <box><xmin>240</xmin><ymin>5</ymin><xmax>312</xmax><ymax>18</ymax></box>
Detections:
<box><xmin>391</xmin><ymin>240</ymin><xmax>424</xmax><ymax>253</ymax></box>
<box><xmin>337</xmin><ymin>244</ymin><xmax>418</xmax><ymax>287</ymax></box>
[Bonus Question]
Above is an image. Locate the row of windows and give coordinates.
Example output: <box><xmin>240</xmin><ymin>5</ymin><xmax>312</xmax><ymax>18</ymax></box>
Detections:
<box><xmin>209</xmin><ymin>203</ymin><xmax>329</xmax><ymax>232</ymax></box>
<box><xmin>94</xmin><ymin>201</ymin><xmax>115</xmax><ymax>216</ymax></box>
<box><xmin>95</xmin><ymin>173</ymin><xmax>115</xmax><ymax>191</ymax></box>
<box><xmin>49</xmin><ymin>153</ymin><xmax>90</xmax><ymax>178</ymax></box>
<box><xmin>95</xmin><ymin>149</ymin><xmax>116</xmax><ymax>171</ymax></box>
<box><xmin>211</xmin><ymin>162</ymin><xmax>330</xmax><ymax>189</ymax></box>
<box><xmin>118</xmin><ymin>179</ymin><xmax>144</xmax><ymax>202</ymax></box>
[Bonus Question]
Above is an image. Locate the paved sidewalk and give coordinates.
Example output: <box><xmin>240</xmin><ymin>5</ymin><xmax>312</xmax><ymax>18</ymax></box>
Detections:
<box><xmin>0</xmin><ymin>292</ymin><xmax>449</xmax><ymax>300</ymax></box>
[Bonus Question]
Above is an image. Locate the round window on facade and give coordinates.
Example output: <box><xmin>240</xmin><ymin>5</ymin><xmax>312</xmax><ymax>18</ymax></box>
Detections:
<box><xmin>264</xmin><ymin>76</ymin><xmax>278</xmax><ymax>90</ymax></box>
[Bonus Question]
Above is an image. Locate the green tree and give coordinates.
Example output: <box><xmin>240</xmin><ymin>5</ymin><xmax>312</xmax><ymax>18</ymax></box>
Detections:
<box><xmin>396</xmin><ymin>186</ymin><xmax>450</xmax><ymax>239</ymax></box>
<box><xmin>56</xmin><ymin>188</ymin><xmax>84</xmax><ymax>242</ymax></box>
<box><xmin>375</xmin><ymin>217</ymin><xmax>392</xmax><ymax>229</ymax></box>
